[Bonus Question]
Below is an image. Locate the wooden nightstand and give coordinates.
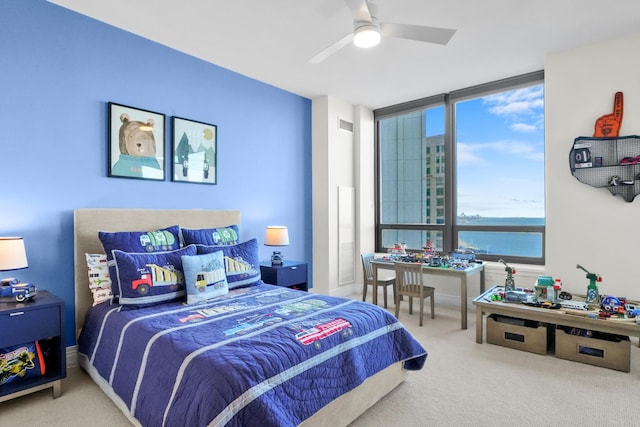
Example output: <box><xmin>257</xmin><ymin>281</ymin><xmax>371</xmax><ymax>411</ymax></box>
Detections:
<box><xmin>0</xmin><ymin>290</ymin><xmax>66</xmax><ymax>402</ymax></box>
<box><xmin>260</xmin><ymin>261</ymin><xmax>308</xmax><ymax>291</ymax></box>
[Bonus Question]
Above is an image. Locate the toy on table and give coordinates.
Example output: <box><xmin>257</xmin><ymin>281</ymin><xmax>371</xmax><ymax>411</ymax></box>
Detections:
<box><xmin>499</xmin><ymin>259</ymin><xmax>516</xmax><ymax>291</ymax></box>
<box><xmin>576</xmin><ymin>264</ymin><xmax>602</xmax><ymax>305</ymax></box>
<box><xmin>388</xmin><ymin>243</ymin><xmax>407</xmax><ymax>255</ymax></box>
<box><xmin>534</xmin><ymin>275</ymin><xmax>563</xmax><ymax>303</ymax></box>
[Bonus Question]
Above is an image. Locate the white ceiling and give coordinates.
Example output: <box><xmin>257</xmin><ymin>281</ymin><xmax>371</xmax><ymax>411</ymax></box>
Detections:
<box><xmin>49</xmin><ymin>0</ymin><xmax>640</xmax><ymax>110</ymax></box>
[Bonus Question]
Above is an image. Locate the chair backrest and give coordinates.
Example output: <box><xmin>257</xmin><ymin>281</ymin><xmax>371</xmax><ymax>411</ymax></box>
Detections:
<box><xmin>394</xmin><ymin>261</ymin><xmax>424</xmax><ymax>295</ymax></box>
<box><xmin>361</xmin><ymin>253</ymin><xmax>375</xmax><ymax>284</ymax></box>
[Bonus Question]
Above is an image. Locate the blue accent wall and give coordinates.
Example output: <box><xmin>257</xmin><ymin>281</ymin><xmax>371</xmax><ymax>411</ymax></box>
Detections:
<box><xmin>0</xmin><ymin>0</ymin><xmax>313</xmax><ymax>346</ymax></box>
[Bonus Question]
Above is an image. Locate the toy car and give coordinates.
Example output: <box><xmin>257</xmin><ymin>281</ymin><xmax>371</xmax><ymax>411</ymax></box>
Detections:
<box><xmin>624</xmin><ymin>303</ymin><xmax>640</xmax><ymax>317</ymax></box>
<box><xmin>619</xmin><ymin>155</ymin><xmax>640</xmax><ymax>165</ymax></box>
<box><xmin>0</xmin><ymin>278</ymin><xmax>37</xmax><ymax>302</ymax></box>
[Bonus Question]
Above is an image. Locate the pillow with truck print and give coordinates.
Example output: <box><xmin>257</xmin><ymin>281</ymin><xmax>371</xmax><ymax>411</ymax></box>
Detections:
<box><xmin>99</xmin><ymin>225</ymin><xmax>181</xmax><ymax>298</ymax></box>
<box><xmin>196</xmin><ymin>238</ymin><xmax>261</xmax><ymax>289</ymax></box>
<box><xmin>112</xmin><ymin>245</ymin><xmax>196</xmax><ymax>307</ymax></box>
<box><xmin>181</xmin><ymin>250</ymin><xmax>229</xmax><ymax>305</ymax></box>
<box><xmin>180</xmin><ymin>224</ymin><xmax>240</xmax><ymax>246</ymax></box>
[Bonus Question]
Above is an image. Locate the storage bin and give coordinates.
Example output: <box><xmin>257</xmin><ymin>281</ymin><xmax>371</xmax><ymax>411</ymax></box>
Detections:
<box><xmin>0</xmin><ymin>341</ymin><xmax>46</xmax><ymax>386</ymax></box>
<box><xmin>555</xmin><ymin>326</ymin><xmax>630</xmax><ymax>372</ymax></box>
<box><xmin>486</xmin><ymin>314</ymin><xmax>549</xmax><ymax>355</ymax></box>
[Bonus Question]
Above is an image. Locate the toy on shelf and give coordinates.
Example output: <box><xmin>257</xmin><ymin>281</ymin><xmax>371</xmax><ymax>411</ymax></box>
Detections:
<box><xmin>576</xmin><ymin>264</ymin><xmax>602</xmax><ymax>305</ymax></box>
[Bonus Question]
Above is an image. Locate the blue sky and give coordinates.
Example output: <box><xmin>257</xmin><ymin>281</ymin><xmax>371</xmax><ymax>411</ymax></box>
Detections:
<box><xmin>453</xmin><ymin>84</ymin><xmax>545</xmax><ymax>218</ymax></box>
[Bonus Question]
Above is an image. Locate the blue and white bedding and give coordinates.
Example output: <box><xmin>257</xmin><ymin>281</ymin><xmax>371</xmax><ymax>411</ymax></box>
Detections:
<box><xmin>78</xmin><ymin>283</ymin><xmax>427</xmax><ymax>427</ymax></box>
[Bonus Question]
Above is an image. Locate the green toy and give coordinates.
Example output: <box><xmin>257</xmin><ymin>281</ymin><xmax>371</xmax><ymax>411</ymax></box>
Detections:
<box><xmin>576</xmin><ymin>264</ymin><xmax>602</xmax><ymax>305</ymax></box>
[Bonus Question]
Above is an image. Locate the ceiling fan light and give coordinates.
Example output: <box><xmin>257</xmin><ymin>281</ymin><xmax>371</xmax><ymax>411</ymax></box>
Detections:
<box><xmin>353</xmin><ymin>24</ymin><xmax>381</xmax><ymax>48</ymax></box>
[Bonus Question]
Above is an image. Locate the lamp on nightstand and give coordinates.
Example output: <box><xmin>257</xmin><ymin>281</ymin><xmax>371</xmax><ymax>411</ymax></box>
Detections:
<box><xmin>0</xmin><ymin>236</ymin><xmax>28</xmax><ymax>284</ymax></box>
<box><xmin>265</xmin><ymin>226</ymin><xmax>289</xmax><ymax>266</ymax></box>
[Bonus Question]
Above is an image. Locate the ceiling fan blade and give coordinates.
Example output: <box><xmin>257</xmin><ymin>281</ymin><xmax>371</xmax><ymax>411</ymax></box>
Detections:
<box><xmin>344</xmin><ymin>0</ymin><xmax>372</xmax><ymax>22</ymax></box>
<box><xmin>381</xmin><ymin>23</ymin><xmax>456</xmax><ymax>45</ymax></box>
<box><xmin>307</xmin><ymin>32</ymin><xmax>354</xmax><ymax>64</ymax></box>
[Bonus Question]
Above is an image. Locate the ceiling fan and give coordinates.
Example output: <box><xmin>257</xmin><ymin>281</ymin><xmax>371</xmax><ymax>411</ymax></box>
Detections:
<box><xmin>308</xmin><ymin>0</ymin><xmax>456</xmax><ymax>64</ymax></box>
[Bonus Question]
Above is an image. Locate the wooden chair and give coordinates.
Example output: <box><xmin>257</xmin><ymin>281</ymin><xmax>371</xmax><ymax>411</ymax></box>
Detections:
<box><xmin>361</xmin><ymin>253</ymin><xmax>395</xmax><ymax>308</ymax></box>
<box><xmin>393</xmin><ymin>261</ymin><xmax>435</xmax><ymax>326</ymax></box>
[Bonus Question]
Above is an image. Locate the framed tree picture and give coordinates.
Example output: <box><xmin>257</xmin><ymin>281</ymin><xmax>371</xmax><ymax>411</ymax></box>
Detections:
<box><xmin>108</xmin><ymin>102</ymin><xmax>166</xmax><ymax>181</ymax></box>
<box><xmin>172</xmin><ymin>117</ymin><xmax>217</xmax><ymax>184</ymax></box>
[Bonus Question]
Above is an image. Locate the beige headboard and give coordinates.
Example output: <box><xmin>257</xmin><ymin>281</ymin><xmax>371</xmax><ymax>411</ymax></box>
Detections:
<box><xmin>73</xmin><ymin>208</ymin><xmax>241</xmax><ymax>337</ymax></box>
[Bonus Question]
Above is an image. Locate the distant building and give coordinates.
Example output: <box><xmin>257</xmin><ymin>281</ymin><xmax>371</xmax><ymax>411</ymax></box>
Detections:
<box><xmin>380</xmin><ymin>111</ymin><xmax>445</xmax><ymax>251</ymax></box>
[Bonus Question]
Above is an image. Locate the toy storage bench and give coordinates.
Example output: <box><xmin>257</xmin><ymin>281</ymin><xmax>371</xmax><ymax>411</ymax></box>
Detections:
<box><xmin>474</xmin><ymin>286</ymin><xmax>638</xmax><ymax>372</ymax></box>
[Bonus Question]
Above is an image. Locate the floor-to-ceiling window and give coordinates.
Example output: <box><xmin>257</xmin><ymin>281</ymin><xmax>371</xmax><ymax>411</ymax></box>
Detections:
<box><xmin>375</xmin><ymin>71</ymin><xmax>545</xmax><ymax>264</ymax></box>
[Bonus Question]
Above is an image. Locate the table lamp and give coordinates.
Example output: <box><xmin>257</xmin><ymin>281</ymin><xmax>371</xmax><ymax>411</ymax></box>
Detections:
<box><xmin>265</xmin><ymin>226</ymin><xmax>289</xmax><ymax>266</ymax></box>
<box><xmin>0</xmin><ymin>237</ymin><xmax>29</xmax><ymax>283</ymax></box>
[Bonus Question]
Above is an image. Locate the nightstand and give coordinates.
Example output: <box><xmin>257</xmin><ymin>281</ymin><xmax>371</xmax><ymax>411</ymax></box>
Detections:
<box><xmin>0</xmin><ymin>290</ymin><xmax>66</xmax><ymax>403</ymax></box>
<box><xmin>260</xmin><ymin>261</ymin><xmax>308</xmax><ymax>291</ymax></box>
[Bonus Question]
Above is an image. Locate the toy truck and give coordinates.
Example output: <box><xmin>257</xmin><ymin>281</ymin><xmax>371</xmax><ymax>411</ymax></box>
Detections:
<box><xmin>131</xmin><ymin>264</ymin><xmax>183</xmax><ymax>295</ymax></box>
<box><xmin>195</xmin><ymin>270</ymin><xmax>226</xmax><ymax>292</ymax></box>
<box><xmin>295</xmin><ymin>318</ymin><xmax>353</xmax><ymax>347</ymax></box>
<box><xmin>138</xmin><ymin>230</ymin><xmax>177</xmax><ymax>252</ymax></box>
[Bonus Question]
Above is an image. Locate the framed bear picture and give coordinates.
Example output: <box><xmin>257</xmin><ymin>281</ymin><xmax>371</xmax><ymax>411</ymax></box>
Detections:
<box><xmin>172</xmin><ymin>117</ymin><xmax>217</xmax><ymax>185</ymax></box>
<box><xmin>108</xmin><ymin>102</ymin><xmax>166</xmax><ymax>181</ymax></box>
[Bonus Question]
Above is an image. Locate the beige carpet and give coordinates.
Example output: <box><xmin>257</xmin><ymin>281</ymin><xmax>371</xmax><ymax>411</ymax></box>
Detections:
<box><xmin>2</xmin><ymin>293</ymin><xmax>639</xmax><ymax>426</ymax></box>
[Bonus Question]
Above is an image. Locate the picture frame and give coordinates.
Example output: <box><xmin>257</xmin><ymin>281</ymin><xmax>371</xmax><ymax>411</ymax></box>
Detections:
<box><xmin>108</xmin><ymin>102</ymin><xmax>166</xmax><ymax>181</ymax></box>
<box><xmin>172</xmin><ymin>117</ymin><xmax>217</xmax><ymax>184</ymax></box>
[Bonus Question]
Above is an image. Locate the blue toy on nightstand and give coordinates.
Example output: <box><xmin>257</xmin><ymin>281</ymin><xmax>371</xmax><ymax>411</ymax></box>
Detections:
<box><xmin>0</xmin><ymin>278</ymin><xmax>37</xmax><ymax>302</ymax></box>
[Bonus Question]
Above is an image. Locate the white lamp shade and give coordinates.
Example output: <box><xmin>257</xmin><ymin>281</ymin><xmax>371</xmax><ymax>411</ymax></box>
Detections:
<box><xmin>265</xmin><ymin>226</ymin><xmax>290</xmax><ymax>246</ymax></box>
<box><xmin>0</xmin><ymin>237</ymin><xmax>29</xmax><ymax>271</ymax></box>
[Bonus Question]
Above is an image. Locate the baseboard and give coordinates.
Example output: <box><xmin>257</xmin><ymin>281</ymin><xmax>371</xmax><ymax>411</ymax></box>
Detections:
<box><xmin>434</xmin><ymin>292</ymin><xmax>475</xmax><ymax>310</ymax></box>
<box><xmin>66</xmin><ymin>345</ymin><xmax>78</xmax><ymax>368</ymax></box>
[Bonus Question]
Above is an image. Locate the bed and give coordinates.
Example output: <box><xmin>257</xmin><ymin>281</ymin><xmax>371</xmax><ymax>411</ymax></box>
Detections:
<box><xmin>73</xmin><ymin>208</ymin><xmax>427</xmax><ymax>427</ymax></box>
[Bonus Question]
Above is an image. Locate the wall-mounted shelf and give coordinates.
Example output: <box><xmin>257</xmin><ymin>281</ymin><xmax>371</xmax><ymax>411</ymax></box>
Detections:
<box><xmin>569</xmin><ymin>135</ymin><xmax>640</xmax><ymax>202</ymax></box>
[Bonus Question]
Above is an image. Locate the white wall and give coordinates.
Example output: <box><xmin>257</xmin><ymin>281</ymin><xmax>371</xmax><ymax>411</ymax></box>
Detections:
<box><xmin>545</xmin><ymin>31</ymin><xmax>640</xmax><ymax>298</ymax></box>
<box><xmin>354</xmin><ymin>106</ymin><xmax>376</xmax><ymax>280</ymax></box>
<box><xmin>312</xmin><ymin>96</ymin><xmax>373</xmax><ymax>297</ymax></box>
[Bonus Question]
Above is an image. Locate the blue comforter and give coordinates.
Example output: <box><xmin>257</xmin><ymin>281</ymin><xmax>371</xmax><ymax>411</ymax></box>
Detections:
<box><xmin>78</xmin><ymin>283</ymin><xmax>427</xmax><ymax>427</ymax></box>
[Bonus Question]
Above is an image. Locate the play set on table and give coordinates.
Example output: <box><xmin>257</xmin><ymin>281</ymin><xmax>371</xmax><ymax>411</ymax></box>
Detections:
<box><xmin>480</xmin><ymin>260</ymin><xmax>638</xmax><ymax>372</ymax></box>
<box><xmin>383</xmin><ymin>241</ymin><xmax>481</xmax><ymax>270</ymax></box>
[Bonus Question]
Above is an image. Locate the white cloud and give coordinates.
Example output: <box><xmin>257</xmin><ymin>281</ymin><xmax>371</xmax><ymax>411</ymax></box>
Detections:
<box><xmin>457</xmin><ymin>142</ymin><xmax>487</xmax><ymax>165</ymax></box>
<box><xmin>511</xmin><ymin>123</ymin><xmax>537</xmax><ymax>133</ymax></box>
<box><xmin>457</xmin><ymin>139</ymin><xmax>543</xmax><ymax>164</ymax></box>
<box><xmin>457</xmin><ymin>184</ymin><xmax>545</xmax><ymax>217</ymax></box>
<box><xmin>482</xmin><ymin>85</ymin><xmax>544</xmax><ymax>131</ymax></box>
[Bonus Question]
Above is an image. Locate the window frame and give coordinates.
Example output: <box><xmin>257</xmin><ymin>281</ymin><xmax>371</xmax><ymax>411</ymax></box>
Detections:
<box><xmin>374</xmin><ymin>71</ymin><xmax>545</xmax><ymax>265</ymax></box>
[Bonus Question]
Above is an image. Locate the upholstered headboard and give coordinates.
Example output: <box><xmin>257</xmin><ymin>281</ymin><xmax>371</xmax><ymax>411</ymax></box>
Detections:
<box><xmin>73</xmin><ymin>208</ymin><xmax>241</xmax><ymax>337</ymax></box>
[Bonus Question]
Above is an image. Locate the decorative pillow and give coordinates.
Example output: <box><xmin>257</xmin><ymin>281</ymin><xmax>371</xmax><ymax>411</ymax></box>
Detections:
<box><xmin>85</xmin><ymin>253</ymin><xmax>113</xmax><ymax>305</ymax></box>
<box><xmin>182</xmin><ymin>251</ymin><xmax>229</xmax><ymax>305</ymax></box>
<box><xmin>112</xmin><ymin>245</ymin><xmax>196</xmax><ymax>307</ymax></box>
<box><xmin>99</xmin><ymin>225</ymin><xmax>181</xmax><ymax>297</ymax></box>
<box><xmin>180</xmin><ymin>225</ymin><xmax>240</xmax><ymax>246</ymax></box>
<box><xmin>196</xmin><ymin>238</ymin><xmax>261</xmax><ymax>289</ymax></box>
